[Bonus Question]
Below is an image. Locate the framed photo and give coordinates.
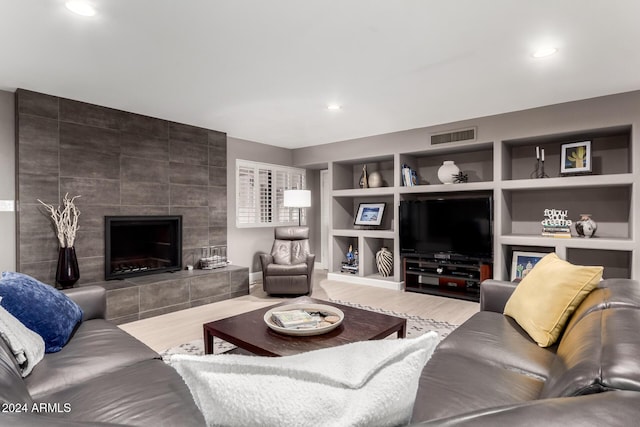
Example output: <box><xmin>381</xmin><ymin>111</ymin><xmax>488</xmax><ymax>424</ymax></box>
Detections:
<box><xmin>561</xmin><ymin>141</ymin><xmax>592</xmax><ymax>174</ymax></box>
<box><xmin>354</xmin><ymin>203</ymin><xmax>385</xmax><ymax>226</ymax></box>
<box><xmin>511</xmin><ymin>251</ymin><xmax>547</xmax><ymax>282</ymax></box>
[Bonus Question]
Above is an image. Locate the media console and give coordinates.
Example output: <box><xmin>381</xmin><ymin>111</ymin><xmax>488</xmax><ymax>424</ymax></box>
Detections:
<box><xmin>403</xmin><ymin>257</ymin><xmax>492</xmax><ymax>302</ymax></box>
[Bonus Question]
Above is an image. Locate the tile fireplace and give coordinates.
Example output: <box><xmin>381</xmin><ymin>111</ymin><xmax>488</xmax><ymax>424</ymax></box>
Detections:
<box><xmin>105</xmin><ymin>216</ymin><xmax>182</xmax><ymax>280</ymax></box>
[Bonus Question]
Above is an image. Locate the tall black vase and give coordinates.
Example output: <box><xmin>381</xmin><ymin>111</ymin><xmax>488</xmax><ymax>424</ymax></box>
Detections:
<box><xmin>56</xmin><ymin>246</ymin><xmax>80</xmax><ymax>289</ymax></box>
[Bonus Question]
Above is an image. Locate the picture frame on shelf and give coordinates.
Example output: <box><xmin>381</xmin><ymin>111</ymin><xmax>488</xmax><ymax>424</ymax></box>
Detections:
<box><xmin>560</xmin><ymin>141</ymin><xmax>592</xmax><ymax>175</ymax></box>
<box><xmin>510</xmin><ymin>251</ymin><xmax>547</xmax><ymax>282</ymax></box>
<box><xmin>354</xmin><ymin>202</ymin><xmax>385</xmax><ymax>226</ymax></box>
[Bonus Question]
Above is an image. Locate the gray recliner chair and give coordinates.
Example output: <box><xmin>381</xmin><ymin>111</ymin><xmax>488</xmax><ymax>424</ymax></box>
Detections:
<box><xmin>260</xmin><ymin>226</ymin><xmax>315</xmax><ymax>295</ymax></box>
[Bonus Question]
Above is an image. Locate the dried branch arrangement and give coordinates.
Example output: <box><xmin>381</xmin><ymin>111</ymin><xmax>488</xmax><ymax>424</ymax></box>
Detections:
<box><xmin>37</xmin><ymin>193</ymin><xmax>81</xmax><ymax>248</ymax></box>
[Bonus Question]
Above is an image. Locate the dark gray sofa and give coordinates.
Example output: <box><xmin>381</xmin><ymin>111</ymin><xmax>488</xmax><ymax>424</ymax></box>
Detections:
<box><xmin>5</xmin><ymin>278</ymin><xmax>640</xmax><ymax>426</ymax></box>
<box><xmin>0</xmin><ymin>285</ymin><xmax>205</xmax><ymax>426</ymax></box>
<box><xmin>411</xmin><ymin>278</ymin><xmax>640</xmax><ymax>426</ymax></box>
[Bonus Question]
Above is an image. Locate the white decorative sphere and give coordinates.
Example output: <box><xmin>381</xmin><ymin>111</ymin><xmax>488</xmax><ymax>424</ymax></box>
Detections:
<box><xmin>437</xmin><ymin>161</ymin><xmax>460</xmax><ymax>184</ymax></box>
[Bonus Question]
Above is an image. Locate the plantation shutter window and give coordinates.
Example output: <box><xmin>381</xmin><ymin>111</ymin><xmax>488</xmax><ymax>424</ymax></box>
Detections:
<box><xmin>236</xmin><ymin>160</ymin><xmax>306</xmax><ymax>228</ymax></box>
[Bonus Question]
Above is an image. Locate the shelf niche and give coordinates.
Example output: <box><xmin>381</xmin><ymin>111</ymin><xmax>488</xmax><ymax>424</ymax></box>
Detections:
<box><xmin>331</xmin><ymin>235</ymin><xmax>359</xmax><ymax>276</ymax></box>
<box><xmin>399</xmin><ymin>145</ymin><xmax>493</xmax><ymax>186</ymax></box>
<box><xmin>501</xmin><ymin>245</ymin><xmax>555</xmax><ymax>281</ymax></box>
<box><xmin>502</xmin><ymin>186</ymin><xmax>631</xmax><ymax>239</ymax></box>
<box><xmin>567</xmin><ymin>248</ymin><xmax>631</xmax><ymax>279</ymax></box>
<box><xmin>503</xmin><ymin>126</ymin><xmax>631</xmax><ymax>181</ymax></box>
<box><xmin>332</xmin><ymin>195</ymin><xmax>394</xmax><ymax>231</ymax></box>
<box><xmin>362</xmin><ymin>237</ymin><xmax>395</xmax><ymax>279</ymax></box>
<box><xmin>332</xmin><ymin>157</ymin><xmax>394</xmax><ymax>190</ymax></box>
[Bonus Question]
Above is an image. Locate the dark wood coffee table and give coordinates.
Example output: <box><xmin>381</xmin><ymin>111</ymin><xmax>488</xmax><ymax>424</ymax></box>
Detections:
<box><xmin>203</xmin><ymin>297</ymin><xmax>407</xmax><ymax>356</ymax></box>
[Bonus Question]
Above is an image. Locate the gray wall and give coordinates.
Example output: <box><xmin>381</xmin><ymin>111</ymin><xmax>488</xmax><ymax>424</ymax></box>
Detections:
<box><xmin>10</xmin><ymin>87</ymin><xmax>639</xmax><ymax>283</ymax></box>
<box><xmin>15</xmin><ymin>89</ymin><xmax>227</xmax><ymax>286</ymax></box>
<box><xmin>0</xmin><ymin>90</ymin><xmax>16</xmax><ymax>272</ymax></box>
<box><xmin>5</xmin><ymin>88</ymin><xmax>319</xmax><ymax>283</ymax></box>
<box><xmin>227</xmin><ymin>136</ymin><xmax>295</xmax><ymax>277</ymax></box>
<box><xmin>290</xmin><ymin>90</ymin><xmax>640</xmax><ymax>281</ymax></box>
<box><xmin>292</xmin><ymin>90</ymin><xmax>640</xmax><ymax>167</ymax></box>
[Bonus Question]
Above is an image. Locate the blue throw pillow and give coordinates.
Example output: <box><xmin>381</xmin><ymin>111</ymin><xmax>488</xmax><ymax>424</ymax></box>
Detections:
<box><xmin>0</xmin><ymin>272</ymin><xmax>83</xmax><ymax>353</ymax></box>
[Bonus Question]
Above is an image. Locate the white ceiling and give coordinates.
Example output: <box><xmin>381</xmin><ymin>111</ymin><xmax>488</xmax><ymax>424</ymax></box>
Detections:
<box><xmin>1</xmin><ymin>1</ymin><xmax>639</xmax><ymax>149</ymax></box>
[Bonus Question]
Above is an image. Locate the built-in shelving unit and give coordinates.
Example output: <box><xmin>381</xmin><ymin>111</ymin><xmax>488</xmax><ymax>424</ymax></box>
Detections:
<box><xmin>327</xmin><ymin>122</ymin><xmax>637</xmax><ymax>296</ymax></box>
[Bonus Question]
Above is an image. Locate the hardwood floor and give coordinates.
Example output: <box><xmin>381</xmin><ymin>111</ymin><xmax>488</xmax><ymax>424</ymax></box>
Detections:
<box><xmin>119</xmin><ymin>269</ymin><xmax>479</xmax><ymax>353</ymax></box>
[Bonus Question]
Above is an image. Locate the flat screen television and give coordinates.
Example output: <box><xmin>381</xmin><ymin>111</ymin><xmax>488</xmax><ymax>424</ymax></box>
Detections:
<box><xmin>399</xmin><ymin>196</ymin><xmax>493</xmax><ymax>261</ymax></box>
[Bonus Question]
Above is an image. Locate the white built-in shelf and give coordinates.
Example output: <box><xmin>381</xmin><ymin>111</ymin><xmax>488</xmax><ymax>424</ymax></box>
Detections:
<box><xmin>500</xmin><ymin>234</ymin><xmax>635</xmax><ymax>251</ymax></box>
<box><xmin>332</xmin><ymin>187</ymin><xmax>395</xmax><ymax>197</ymax></box>
<box><xmin>332</xmin><ymin>229</ymin><xmax>395</xmax><ymax>239</ymax></box>
<box><xmin>329</xmin><ymin>121</ymin><xmax>636</xmax><ymax>288</ymax></box>
<box><xmin>501</xmin><ymin>173</ymin><xmax>633</xmax><ymax>190</ymax></box>
<box><xmin>399</xmin><ymin>181</ymin><xmax>495</xmax><ymax>194</ymax></box>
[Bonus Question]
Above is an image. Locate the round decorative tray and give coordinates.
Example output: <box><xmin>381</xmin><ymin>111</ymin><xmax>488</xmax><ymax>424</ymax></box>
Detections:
<box><xmin>264</xmin><ymin>303</ymin><xmax>345</xmax><ymax>336</ymax></box>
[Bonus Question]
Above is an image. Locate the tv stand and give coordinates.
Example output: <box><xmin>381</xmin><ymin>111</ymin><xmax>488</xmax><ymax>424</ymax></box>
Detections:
<box><xmin>403</xmin><ymin>257</ymin><xmax>492</xmax><ymax>302</ymax></box>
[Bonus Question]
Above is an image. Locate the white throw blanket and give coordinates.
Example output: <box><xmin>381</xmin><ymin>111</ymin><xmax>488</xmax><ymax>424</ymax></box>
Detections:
<box><xmin>0</xmin><ymin>303</ymin><xmax>45</xmax><ymax>377</ymax></box>
<box><xmin>168</xmin><ymin>331</ymin><xmax>439</xmax><ymax>427</ymax></box>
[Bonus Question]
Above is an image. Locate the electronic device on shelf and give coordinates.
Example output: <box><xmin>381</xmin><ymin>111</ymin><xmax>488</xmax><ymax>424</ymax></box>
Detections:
<box><xmin>399</xmin><ymin>196</ymin><xmax>493</xmax><ymax>262</ymax></box>
<box><xmin>403</xmin><ymin>257</ymin><xmax>492</xmax><ymax>302</ymax></box>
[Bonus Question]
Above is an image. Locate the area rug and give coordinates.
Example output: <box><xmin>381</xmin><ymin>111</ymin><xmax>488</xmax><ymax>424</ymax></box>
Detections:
<box><xmin>160</xmin><ymin>300</ymin><xmax>459</xmax><ymax>358</ymax></box>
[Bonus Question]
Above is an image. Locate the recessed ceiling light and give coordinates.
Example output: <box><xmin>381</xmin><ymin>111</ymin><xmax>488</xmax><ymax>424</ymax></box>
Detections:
<box><xmin>327</xmin><ymin>104</ymin><xmax>342</xmax><ymax>111</ymax></box>
<box><xmin>532</xmin><ymin>47</ymin><xmax>558</xmax><ymax>58</ymax></box>
<box><xmin>65</xmin><ymin>1</ymin><xmax>96</xmax><ymax>17</ymax></box>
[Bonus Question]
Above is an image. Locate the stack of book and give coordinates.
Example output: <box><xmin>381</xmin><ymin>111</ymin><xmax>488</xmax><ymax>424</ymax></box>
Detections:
<box><xmin>271</xmin><ymin>310</ymin><xmax>318</xmax><ymax>329</ymax></box>
<box><xmin>541</xmin><ymin>209</ymin><xmax>572</xmax><ymax>238</ymax></box>
<box><xmin>541</xmin><ymin>225</ymin><xmax>572</xmax><ymax>238</ymax></box>
<box><xmin>401</xmin><ymin>164</ymin><xmax>417</xmax><ymax>187</ymax></box>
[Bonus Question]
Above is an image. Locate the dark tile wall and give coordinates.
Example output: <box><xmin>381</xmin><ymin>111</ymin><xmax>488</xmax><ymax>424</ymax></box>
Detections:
<box><xmin>103</xmin><ymin>266</ymin><xmax>249</xmax><ymax>324</ymax></box>
<box><xmin>15</xmin><ymin>89</ymin><xmax>228</xmax><ymax>289</ymax></box>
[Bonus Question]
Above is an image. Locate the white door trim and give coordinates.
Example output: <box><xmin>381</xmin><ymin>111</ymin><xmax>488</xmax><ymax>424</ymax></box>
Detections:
<box><xmin>319</xmin><ymin>169</ymin><xmax>329</xmax><ymax>269</ymax></box>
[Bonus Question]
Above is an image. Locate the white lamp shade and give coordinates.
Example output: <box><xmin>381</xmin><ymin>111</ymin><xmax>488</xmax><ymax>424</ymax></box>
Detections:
<box><xmin>283</xmin><ymin>190</ymin><xmax>311</xmax><ymax>208</ymax></box>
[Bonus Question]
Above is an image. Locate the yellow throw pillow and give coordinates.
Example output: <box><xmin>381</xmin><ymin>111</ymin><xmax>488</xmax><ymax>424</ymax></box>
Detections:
<box><xmin>504</xmin><ymin>253</ymin><xmax>603</xmax><ymax>347</ymax></box>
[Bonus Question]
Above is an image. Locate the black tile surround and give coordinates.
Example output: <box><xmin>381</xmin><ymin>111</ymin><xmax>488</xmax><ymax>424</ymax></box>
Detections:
<box><xmin>15</xmin><ymin>89</ymin><xmax>246</xmax><ymax>322</ymax></box>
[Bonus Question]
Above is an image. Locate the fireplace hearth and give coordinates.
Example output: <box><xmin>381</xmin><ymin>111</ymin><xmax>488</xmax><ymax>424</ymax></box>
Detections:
<box><xmin>105</xmin><ymin>216</ymin><xmax>182</xmax><ymax>280</ymax></box>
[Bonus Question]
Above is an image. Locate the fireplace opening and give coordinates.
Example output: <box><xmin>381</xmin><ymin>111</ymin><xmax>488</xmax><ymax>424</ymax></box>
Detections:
<box><xmin>105</xmin><ymin>216</ymin><xmax>182</xmax><ymax>280</ymax></box>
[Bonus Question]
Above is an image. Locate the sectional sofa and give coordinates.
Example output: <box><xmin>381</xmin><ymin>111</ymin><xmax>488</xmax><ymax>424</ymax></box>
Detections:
<box><xmin>3</xmin><ymin>277</ymin><xmax>640</xmax><ymax>425</ymax></box>
<box><xmin>0</xmin><ymin>285</ymin><xmax>205</xmax><ymax>426</ymax></box>
<box><xmin>411</xmin><ymin>278</ymin><xmax>640</xmax><ymax>425</ymax></box>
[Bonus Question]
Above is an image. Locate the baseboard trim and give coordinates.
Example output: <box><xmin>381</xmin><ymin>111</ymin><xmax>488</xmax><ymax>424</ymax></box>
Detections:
<box><xmin>249</xmin><ymin>271</ymin><xmax>262</xmax><ymax>284</ymax></box>
<box><xmin>327</xmin><ymin>272</ymin><xmax>403</xmax><ymax>291</ymax></box>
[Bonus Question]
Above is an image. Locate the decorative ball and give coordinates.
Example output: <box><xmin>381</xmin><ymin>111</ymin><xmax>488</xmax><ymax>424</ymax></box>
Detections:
<box><xmin>368</xmin><ymin>171</ymin><xmax>383</xmax><ymax>188</ymax></box>
<box><xmin>575</xmin><ymin>214</ymin><xmax>597</xmax><ymax>238</ymax></box>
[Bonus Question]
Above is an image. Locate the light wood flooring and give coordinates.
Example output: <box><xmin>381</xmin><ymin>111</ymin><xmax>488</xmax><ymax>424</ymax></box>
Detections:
<box><xmin>119</xmin><ymin>270</ymin><xmax>479</xmax><ymax>353</ymax></box>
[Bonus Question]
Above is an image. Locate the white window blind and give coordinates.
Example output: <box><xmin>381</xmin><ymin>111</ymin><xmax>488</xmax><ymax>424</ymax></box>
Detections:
<box><xmin>236</xmin><ymin>160</ymin><xmax>306</xmax><ymax>227</ymax></box>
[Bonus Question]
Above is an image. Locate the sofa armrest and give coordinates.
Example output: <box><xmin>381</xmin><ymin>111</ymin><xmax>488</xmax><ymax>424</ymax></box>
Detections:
<box><xmin>259</xmin><ymin>253</ymin><xmax>274</xmax><ymax>268</ymax></box>
<box><xmin>259</xmin><ymin>253</ymin><xmax>274</xmax><ymax>284</ymax></box>
<box><xmin>479</xmin><ymin>279</ymin><xmax>517</xmax><ymax>313</ymax></box>
<box><xmin>306</xmin><ymin>254</ymin><xmax>316</xmax><ymax>275</ymax></box>
<box><xmin>306</xmin><ymin>254</ymin><xmax>316</xmax><ymax>292</ymax></box>
<box><xmin>63</xmin><ymin>286</ymin><xmax>107</xmax><ymax>321</ymax></box>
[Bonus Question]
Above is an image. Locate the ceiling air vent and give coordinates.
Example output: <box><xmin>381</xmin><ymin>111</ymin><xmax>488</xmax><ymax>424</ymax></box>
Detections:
<box><xmin>430</xmin><ymin>127</ymin><xmax>477</xmax><ymax>145</ymax></box>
